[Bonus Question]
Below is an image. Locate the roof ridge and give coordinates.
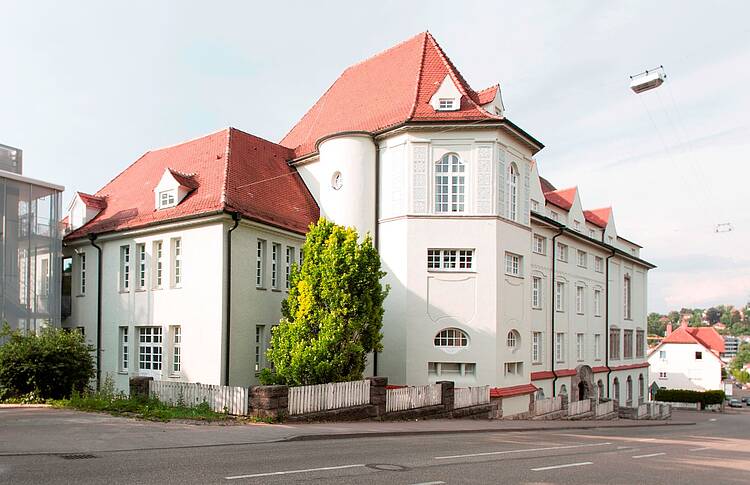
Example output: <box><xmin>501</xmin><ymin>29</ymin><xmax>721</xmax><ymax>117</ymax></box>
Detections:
<box><xmin>344</xmin><ymin>31</ymin><xmax>427</xmax><ymax>72</ymax></box>
<box><xmin>407</xmin><ymin>32</ymin><xmax>430</xmax><ymax>120</ymax></box>
<box><xmin>220</xmin><ymin>128</ymin><xmax>232</xmax><ymax>209</ymax></box>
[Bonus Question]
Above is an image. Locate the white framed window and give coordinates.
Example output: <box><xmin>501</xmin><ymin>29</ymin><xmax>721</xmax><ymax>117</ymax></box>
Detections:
<box><xmin>575</xmin><ymin>285</ymin><xmax>585</xmax><ymax>314</ymax></box>
<box><xmin>504</xmin><ymin>252</ymin><xmax>522</xmax><ymax>277</ymax></box>
<box><xmin>610</xmin><ymin>327</ymin><xmax>621</xmax><ymax>360</ymax></box>
<box><xmin>594</xmin><ymin>334</ymin><xmax>601</xmax><ymax>360</ymax></box>
<box><xmin>577</xmin><ymin>249</ymin><xmax>587</xmax><ymax>268</ymax></box>
<box><xmin>507</xmin><ymin>329</ymin><xmax>520</xmax><ymax>349</ymax></box>
<box><xmin>299</xmin><ymin>248</ymin><xmax>304</xmax><ymax>267</ymax></box>
<box><xmin>171</xmin><ymin>238</ymin><xmax>182</xmax><ymax>287</ymax></box>
<box><xmin>595</xmin><ymin>256</ymin><xmax>603</xmax><ymax>273</ymax></box>
<box><xmin>438</xmin><ymin>98</ymin><xmax>455</xmax><ymax>110</ymax></box>
<box><xmin>170</xmin><ymin>325</ymin><xmax>181</xmax><ymax>375</ymax></box>
<box><xmin>532</xmin><ymin>276</ymin><xmax>542</xmax><ymax>309</ymax></box>
<box><xmin>136</xmin><ymin>243</ymin><xmax>146</xmax><ymax>290</ymax></box>
<box><xmin>594</xmin><ymin>289</ymin><xmax>602</xmax><ymax>316</ymax></box>
<box><xmin>255</xmin><ymin>325</ymin><xmax>267</xmax><ymax>373</ymax></box>
<box><xmin>119</xmin><ymin>326</ymin><xmax>128</xmax><ymax>373</ymax></box>
<box><xmin>659</xmin><ymin>350</ymin><xmax>667</xmax><ymax>360</ymax></box>
<box><xmin>624</xmin><ymin>330</ymin><xmax>633</xmax><ymax>359</ymax></box>
<box><xmin>557</xmin><ymin>242</ymin><xmax>568</xmax><ymax>262</ymax></box>
<box><xmin>555</xmin><ymin>281</ymin><xmax>565</xmax><ymax>312</ymax></box>
<box><xmin>551</xmin><ymin>211</ymin><xmax>560</xmax><ymax>221</ymax></box>
<box><xmin>120</xmin><ymin>245</ymin><xmax>130</xmax><ymax>291</ymax></box>
<box><xmin>434</xmin><ymin>153</ymin><xmax>465</xmax><ymax>213</ymax></box>
<box><xmin>138</xmin><ymin>326</ymin><xmax>163</xmax><ymax>373</ymax></box>
<box><xmin>153</xmin><ymin>241</ymin><xmax>164</xmax><ymax>289</ymax></box>
<box><xmin>78</xmin><ymin>252</ymin><xmax>86</xmax><ymax>295</ymax></box>
<box><xmin>588</xmin><ymin>228</ymin><xmax>595</xmax><ymax>238</ymax></box>
<box><xmin>507</xmin><ymin>163</ymin><xmax>519</xmax><ymax>221</ymax></box>
<box><xmin>428</xmin><ymin>362</ymin><xmax>476</xmax><ymax>377</ymax></box>
<box><xmin>285</xmin><ymin>246</ymin><xmax>295</xmax><ymax>290</ymax></box>
<box><xmin>504</xmin><ymin>361</ymin><xmax>523</xmax><ymax>376</ymax></box>
<box><xmin>531</xmin><ymin>199</ymin><xmax>540</xmax><ymax>212</ymax></box>
<box><xmin>555</xmin><ymin>332</ymin><xmax>565</xmax><ymax>363</ymax></box>
<box><xmin>636</xmin><ymin>329</ymin><xmax>645</xmax><ymax>358</ymax></box>
<box><xmin>532</xmin><ymin>234</ymin><xmax>546</xmax><ymax>255</ymax></box>
<box><xmin>256</xmin><ymin>239</ymin><xmax>266</xmax><ymax>288</ymax></box>
<box><xmin>427</xmin><ymin>249</ymin><xmax>473</xmax><ymax>271</ymax></box>
<box><xmin>159</xmin><ymin>190</ymin><xmax>176</xmax><ymax>208</ymax></box>
<box><xmin>623</xmin><ymin>275</ymin><xmax>632</xmax><ymax>319</ymax></box>
<box><xmin>576</xmin><ymin>333</ymin><xmax>584</xmax><ymax>361</ymax></box>
<box><xmin>608</xmin><ymin>236</ymin><xmax>614</xmax><ymax>244</ymax></box>
<box><xmin>271</xmin><ymin>243</ymin><xmax>280</xmax><ymax>289</ymax></box>
<box><xmin>574</xmin><ymin>220</ymin><xmax>581</xmax><ymax>232</ymax></box>
<box><xmin>532</xmin><ymin>332</ymin><xmax>542</xmax><ymax>363</ymax></box>
<box><xmin>659</xmin><ymin>371</ymin><xmax>667</xmax><ymax>379</ymax></box>
<box><xmin>434</xmin><ymin>328</ymin><xmax>469</xmax><ymax>348</ymax></box>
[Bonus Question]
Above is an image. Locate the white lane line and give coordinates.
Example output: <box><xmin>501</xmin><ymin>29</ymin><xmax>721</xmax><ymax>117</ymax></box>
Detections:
<box><xmin>632</xmin><ymin>453</ymin><xmax>666</xmax><ymax>459</ymax></box>
<box><xmin>689</xmin><ymin>447</ymin><xmax>711</xmax><ymax>451</ymax></box>
<box><xmin>225</xmin><ymin>464</ymin><xmax>365</xmax><ymax>480</ymax></box>
<box><xmin>434</xmin><ymin>442</ymin><xmax>612</xmax><ymax>460</ymax></box>
<box><xmin>531</xmin><ymin>462</ymin><xmax>593</xmax><ymax>472</ymax></box>
<box><xmin>410</xmin><ymin>482</ymin><xmax>446</xmax><ymax>485</ymax></box>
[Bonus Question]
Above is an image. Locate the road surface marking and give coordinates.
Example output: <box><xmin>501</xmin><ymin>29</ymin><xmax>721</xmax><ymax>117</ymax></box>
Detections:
<box><xmin>632</xmin><ymin>453</ymin><xmax>666</xmax><ymax>459</ymax></box>
<box><xmin>531</xmin><ymin>462</ymin><xmax>593</xmax><ymax>472</ymax></box>
<box><xmin>689</xmin><ymin>447</ymin><xmax>710</xmax><ymax>451</ymax></box>
<box><xmin>225</xmin><ymin>464</ymin><xmax>365</xmax><ymax>480</ymax></box>
<box><xmin>709</xmin><ymin>418</ymin><xmax>717</xmax><ymax>422</ymax></box>
<box><xmin>434</xmin><ymin>442</ymin><xmax>612</xmax><ymax>460</ymax></box>
<box><xmin>409</xmin><ymin>482</ymin><xmax>446</xmax><ymax>485</ymax></box>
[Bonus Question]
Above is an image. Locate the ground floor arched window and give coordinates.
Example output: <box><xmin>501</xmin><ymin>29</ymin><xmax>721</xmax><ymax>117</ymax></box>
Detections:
<box><xmin>638</xmin><ymin>374</ymin><xmax>645</xmax><ymax>405</ymax></box>
<box><xmin>597</xmin><ymin>380</ymin><xmax>604</xmax><ymax>401</ymax></box>
<box><xmin>613</xmin><ymin>377</ymin><xmax>620</xmax><ymax>403</ymax></box>
<box><xmin>626</xmin><ymin>376</ymin><xmax>633</xmax><ymax>407</ymax></box>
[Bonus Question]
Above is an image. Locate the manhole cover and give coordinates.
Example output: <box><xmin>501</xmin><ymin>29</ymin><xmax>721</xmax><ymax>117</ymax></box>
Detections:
<box><xmin>366</xmin><ymin>464</ymin><xmax>410</xmax><ymax>472</ymax></box>
<box><xmin>59</xmin><ymin>454</ymin><xmax>98</xmax><ymax>460</ymax></box>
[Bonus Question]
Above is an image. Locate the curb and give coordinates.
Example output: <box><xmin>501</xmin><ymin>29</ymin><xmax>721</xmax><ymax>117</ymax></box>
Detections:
<box><xmin>283</xmin><ymin>421</ymin><xmax>696</xmax><ymax>442</ymax></box>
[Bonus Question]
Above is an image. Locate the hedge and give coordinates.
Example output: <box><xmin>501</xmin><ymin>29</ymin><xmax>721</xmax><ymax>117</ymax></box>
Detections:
<box><xmin>654</xmin><ymin>388</ymin><xmax>725</xmax><ymax>407</ymax></box>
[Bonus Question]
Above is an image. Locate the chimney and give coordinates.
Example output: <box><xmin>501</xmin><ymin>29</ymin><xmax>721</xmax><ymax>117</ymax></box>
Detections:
<box><xmin>680</xmin><ymin>319</ymin><xmax>688</xmax><ymax>329</ymax></box>
<box><xmin>665</xmin><ymin>323</ymin><xmax>673</xmax><ymax>336</ymax></box>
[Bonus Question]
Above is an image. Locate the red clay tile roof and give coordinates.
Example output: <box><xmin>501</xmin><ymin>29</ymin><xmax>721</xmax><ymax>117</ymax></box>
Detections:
<box><xmin>280</xmin><ymin>32</ymin><xmax>500</xmax><ymax>158</ymax></box>
<box><xmin>490</xmin><ymin>383</ymin><xmax>537</xmax><ymax>398</ymax></box>
<box><xmin>539</xmin><ymin>176</ymin><xmax>556</xmax><ymax>194</ymax></box>
<box><xmin>584</xmin><ymin>207</ymin><xmax>611</xmax><ymax>228</ymax></box>
<box><xmin>167</xmin><ymin>168</ymin><xmax>199</xmax><ymax>190</ymax></box>
<box><xmin>531</xmin><ymin>371</ymin><xmax>555</xmax><ymax>380</ymax></box>
<box><xmin>660</xmin><ymin>325</ymin><xmax>725</xmax><ymax>353</ymax></box>
<box><xmin>77</xmin><ymin>192</ymin><xmax>107</xmax><ymax>210</ymax></box>
<box><xmin>544</xmin><ymin>186</ymin><xmax>577</xmax><ymax>211</ymax></box>
<box><xmin>476</xmin><ymin>85</ymin><xmax>499</xmax><ymax>105</ymax></box>
<box><xmin>64</xmin><ymin>128</ymin><xmax>319</xmax><ymax>240</ymax></box>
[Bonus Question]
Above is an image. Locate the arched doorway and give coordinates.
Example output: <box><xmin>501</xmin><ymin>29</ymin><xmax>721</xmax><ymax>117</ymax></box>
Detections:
<box><xmin>571</xmin><ymin>365</ymin><xmax>595</xmax><ymax>401</ymax></box>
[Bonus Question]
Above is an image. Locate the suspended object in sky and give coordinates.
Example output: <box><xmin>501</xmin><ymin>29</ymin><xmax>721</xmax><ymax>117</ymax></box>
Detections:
<box><xmin>715</xmin><ymin>223</ymin><xmax>733</xmax><ymax>233</ymax></box>
<box><xmin>629</xmin><ymin>66</ymin><xmax>667</xmax><ymax>94</ymax></box>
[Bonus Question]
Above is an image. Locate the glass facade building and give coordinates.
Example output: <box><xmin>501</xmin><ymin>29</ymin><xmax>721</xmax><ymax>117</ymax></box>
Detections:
<box><xmin>0</xmin><ymin>144</ymin><xmax>63</xmax><ymax>332</ymax></box>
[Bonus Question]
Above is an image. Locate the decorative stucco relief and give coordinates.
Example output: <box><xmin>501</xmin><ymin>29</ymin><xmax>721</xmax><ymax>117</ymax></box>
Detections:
<box><xmin>412</xmin><ymin>145</ymin><xmax>427</xmax><ymax>213</ymax></box>
<box><xmin>497</xmin><ymin>146</ymin><xmax>506</xmax><ymax>216</ymax></box>
<box><xmin>523</xmin><ymin>161</ymin><xmax>531</xmax><ymax>225</ymax></box>
<box><xmin>476</xmin><ymin>145</ymin><xmax>492</xmax><ymax>213</ymax></box>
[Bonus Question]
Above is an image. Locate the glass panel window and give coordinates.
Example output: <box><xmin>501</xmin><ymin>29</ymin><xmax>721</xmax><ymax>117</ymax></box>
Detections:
<box><xmin>136</xmin><ymin>243</ymin><xmax>146</xmax><ymax>290</ymax></box>
<box><xmin>555</xmin><ymin>333</ymin><xmax>565</xmax><ymax>363</ymax></box>
<box><xmin>532</xmin><ymin>234</ymin><xmax>546</xmax><ymax>254</ymax></box>
<box><xmin>171</xmin><ymin>238</ymin><xmax>182</xmax><ymax>287</ymax></box>
<box><xmin>153</xmin><ymin>241</ymin><xmax>163</xmax><ymax>288</ymax></box>
<box><xmin>531</xmin><ymin>199</ymin><xmax>540</xmax><ymax>212</ymax></box>
<box><xmin>610</xmin><ymin>328</ymin><xmax>621</xmax><ymax>360</ymax></box>
<box><xmin>256</xmin><ymin>239</ymin><xmax>266</xmax><ymax>288</ymax></box>
<box><xmin>119</xmin><ymin>326</ymin><xmax>128</xmax><ymax>372</ymax></box>
<box><xmin>438</xmin><ymin>98</ymin><xmax>455</xmax><ymax>110</ymax></box>
<box><xmin>427</xmin><ymin>249</ymin><xmax>473</xmax><ymax>271</ymax></box>
<box><xmin>159</xmin><ymin>190</ymin><xmax>176</xmax><ymax>208</ymax></box>
<box><xmin>271</xmin><ymin>243</ymin><xmax>280</xmax><ymax>289</ymax></box>
<box><xmin>595</xmin><ymin>256</ymin><xmax>604</xmax><ymax>273</ymax></box>
<box><xmin>636</xmin><ymin>330</ymin><xmax>645</xmax><ymax>358</ymax></box>
<box><xmin>577</xmin><ymin>250</ymin><xmax>587</xmax><ymax>268</ymax></box>
<box><xmin>507</xmin><ymin>330</ymin><xmax>520</xmax><ymax>349</ymax></box>
<box><xmin>576</xmin><ymin>333</ymin><xmax>585</xmax><ymax>360</ymax></box>
<box><xmin>255</xmin><ymin>325</ymin><xmax>266</xmax><ymax>372</ymax></box>
<box><xmin>138</xmin><ymin>327</ymin><xmax>163</xmax><ymax>373</ymax></box>
<box><xmin>532</xmin><ymin>332</ymin><xmax>542</xmax><ymax>363</ymax></box>
<box><xmin>532</xmin><ymin>276</ymin><xmax>542</xmax><ymax>309</ymax></box>
<box><xmin>434</xmin><ymin>328</ymin><xmax>469</xmax><ymax>348</ymax></box>
<box><xmin>285</xmin><ymin>246</ymin><xmax>295</xmax><ymax>290</ymax></box>
<box><xmin>507</xmin><ymin>164</ymin><xmax>518</xmax><ymax>221</ymax></box>
<box><xmin>171</xmin><ymin>325</ymin><xmax>181</xmax><ymax>374</ymax></box>
<box><xmin>555</xmin><ymin>281</ymin><xmax>565</xmax><ymax>312</ymax></box>
<box><xmin>557</xmin><ymin>243</ymin><xmax>568</xmax><ymax>262</ymax></box>
<box><xmin>659</xmin><ymin>350</ymin><xmax>667</xmax><ymax>360</ymax></box>
<box><xmin>434</xmin><ymin>153</ymin><xmax>465</xmax><ymax>213</ymax></box>
<box><xmin>79</xmin><ymin>252</ymin><xmax>86</xmax><ymax>295</ymax></box>
<box><xmin>120</xmin><ymin>245</ymin><xmax>130</xmax><ymax>291</ymax></box>
<box><xmin>504</xmin><ymin>252</ymin><xmax>522</xmax><ymax>277</ymax></box>
<box><xmin>594</xmin><ymin>289</ymin><xmax>602</xmax><ymax>316</ymax></box>
<box><xmin>504</xmin><ymin>362</ymin><xmax>523</xmax><ymax>375</ymax></box>
<box><xmin>576</xmin><ymin>286</ymin><xmax>585</xmax><ymax>314</ymax></box>
<box><xmin>594</xmin><ymin>334</ymin><xmax>601</xmax><ymax>360</ymax></box>
<box><xmin>623</xmin><ymin>276</ymin><xmax>632</xmax><ymax>319</ymax></box>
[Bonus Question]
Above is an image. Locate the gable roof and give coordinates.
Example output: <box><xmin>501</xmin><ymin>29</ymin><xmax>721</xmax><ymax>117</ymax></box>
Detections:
<box><xmin>658</xmin><ymin>325</ymin><xmax>725</xmax><ymax>354</ymax></box>
<box><xmin>64</xmin><ymin>128</ymin><xmax>319</xmax><ymax>240</ymax></box>
<box><xmin>539</xmin><ymin>176</ymin><xmax>556</xmax><ymax>194</ymax></box>
<box><xmin>280</xmin><ymin>32</ymin><xmax>502</xmax><ymax>158</ymax></box>
<box><xmin>544</xmin><ymin>186</ymin><xmax>577</xmax><ymax>211</ymax></box>
<box><xmin>76</xmin><ymin>192</ymin><xmax>107</xmax><ymax>210</ymax></box>
<box><xmin>476</xmin><ymin>85</ymin><xmax>499</xmax><ymax>105</ymax></box>
<box><xmin>584</xmin><ymin>207</ymin><xmax>611</xmax><ymax>228</ymax></box>
<box><xmin>167</xmin><ymin>168</ymin><xmax>199</xmax><ymax>190</ymax></box>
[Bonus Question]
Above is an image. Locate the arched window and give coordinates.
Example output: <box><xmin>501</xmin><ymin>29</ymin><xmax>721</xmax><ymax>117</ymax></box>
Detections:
<box><xmin>613</xmin><ymin>377</ymin><xmax>620</xmax><ymax>402</ymax></box>
<box><xmin>623</xmin><ymin>275</ymin><xmax>632</xmax><ymax>319</ymax></box>
<box><xmin>559</xmin><ymin>384</ymin><xmax>568</xmax><ymax>396</ymax></box>
<box><xmin>507</xmin><ymin>329</ymin><xmax>520</xmax><ymax>349</ymax></box>
<box><xmin>597</xmin><ymin>380</ymin><xmax>604</xmax><ymax>401</ymax></box>
<box><xmin>507</xmin><ymin>163</ymin><xmax>518</xmax><ymax>220</ymax></box>
<box><xmin>435</xmin><ymin>153</ymin><xmax>465</xmax><ymax>213</ymax></box>
<box><xmin>536</xmin><ymin>389</ymin><xmax>546</xmax><ymax>400</ymax></box>
<box><xmin>638</xmin><ymin>374</ymin><xmax>645</xmax><ymax>405</ymax></box>
<box><xmin>434</xmin><ymin>328</ymin><xmax>468</xmax><ymax>348</ymax></box>
<box><xmin>626</xmin><ymin>376</ymin><xmax>633</xmax><ymax>406</ymax></box>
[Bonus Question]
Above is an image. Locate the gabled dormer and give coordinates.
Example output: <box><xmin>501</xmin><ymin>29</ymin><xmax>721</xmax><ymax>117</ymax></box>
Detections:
<box><xmin>66</xmin><ymin>192</ymin><xmax>106</xmax><ymax>232</ymax></box>
<box><xmin>566</xmin><ymin>189</ymin><xmax>586</xmax><ymax>233</ymax></box>
<box><xmin>429</xmin><ymin>74</ymin><xmax>462</xmax><ymax>111</ymax></box>
<box><xmin>528</xmin><ymin>160</ymin><xmax>545</xmax><ymax>213</ymax></box>
<box><xmin>477</xmin><ymin>84</ymin><xmax>505</xmax><ymax>117</ymax></box>
<box><xmin>154</xmin><ymin>168</ymin><xmax>198</xmax><ymax>210</ymax></box>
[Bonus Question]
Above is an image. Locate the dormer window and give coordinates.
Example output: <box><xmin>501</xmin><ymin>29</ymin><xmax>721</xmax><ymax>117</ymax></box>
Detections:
<box><xmin>438</xmin><ymin>98</ymin><xmax>455</xmax><ymax>110</ymax></box>
<box><xmin>159</xmin><ymin>190</ymin><xmax>176</xmax><ymax>208</ymax></box>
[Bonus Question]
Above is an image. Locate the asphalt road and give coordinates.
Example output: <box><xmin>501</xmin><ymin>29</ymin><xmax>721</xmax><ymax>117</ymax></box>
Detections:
<box><xmin>1</xmin><ymin>409</ymin><xmax>749</xmax><ymax>484</ymax></box>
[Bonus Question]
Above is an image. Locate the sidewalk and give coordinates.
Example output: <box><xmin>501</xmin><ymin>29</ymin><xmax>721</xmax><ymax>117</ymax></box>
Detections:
<box><xmin>0</xmin><ymin>406</ymin><xmax>695</xmax><ymax>456</ymax></box>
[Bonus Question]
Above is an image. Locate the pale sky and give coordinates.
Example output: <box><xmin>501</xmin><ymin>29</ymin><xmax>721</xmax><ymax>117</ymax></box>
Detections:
<box><xmin>2</xmin><ymin>1</ymin><xmax>749</xmax><ymax>313</ymax></box>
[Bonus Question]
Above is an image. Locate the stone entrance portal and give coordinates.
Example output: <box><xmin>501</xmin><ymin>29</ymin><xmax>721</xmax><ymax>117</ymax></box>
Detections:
<box><xmin>571</xmin><ymin>365</ymin><xmax>595</xmax><ymax>401</ymax></box>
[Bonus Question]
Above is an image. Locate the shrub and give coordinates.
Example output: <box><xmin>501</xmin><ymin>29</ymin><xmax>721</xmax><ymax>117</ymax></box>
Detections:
<box><xmin>654</xmin><ymin>388</ymin><xmax>726</xmax><ymax>407</ymax></box>
<box><xmin>0</xmin><ymin>324</ymin><xmax>95</xmax><ymax>400</ymax></box>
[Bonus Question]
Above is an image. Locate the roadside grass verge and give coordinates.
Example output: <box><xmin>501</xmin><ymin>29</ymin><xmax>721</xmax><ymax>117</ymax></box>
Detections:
<box><xmin>54</xmin><ymin>393</ymin><xmax>232</xmax><ymax>422</ymax></box>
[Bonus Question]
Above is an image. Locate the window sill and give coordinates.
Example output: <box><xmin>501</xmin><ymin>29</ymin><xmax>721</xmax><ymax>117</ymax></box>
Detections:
<box><xmin>169</xmin><ymin>374</ymin><xmax>182</xmax><ymax>379</ymax></box>
<box><xmin>117</xmin><ymin>371</ymin><xmax>128</xmax><ymax>375</ymax></box>
<box><xmin>532</xmin><ymin>306</ymin><xmax>542</xmax><ymax>311</ymax></box>
<box><xmin>256</xmin><ymin>286</ymin><xmax>267</xmax><ymax>291</ymax></box>
<box><xmin>427</xmin><ymin>269</ymin><xmax>476</xmax><ymax>274</ymax></box>
<box><xmin>76</xmin><ymin>294</ymin><xmax>86</xmax><ymax>298</ymax></box>
<box><xmin>135</xmin><ymin>289</ymin><xmax>147</xmax><ymax>293</ymax></box>
<box><xmin>576</xmin><ymin>312</ymin><xmax>584</xmax><ymax>316</ymax></box>
<box><xmin>170</xmin><ymin>286</ymin><xmax>183</xmax><ymax>290</ymax></box>
<box><xmin>504</xmin><ymin>273</ymin><xmax>524</xmax><ymax>279</ymax></box>
<box><xmin>271</xmin><ymin>288</ymin><xmax>282</xmax><ymax>293</ymax></box>
<box><xmin>119</xmin><ymin>290</ymin><xmax>131</xmax><ymax>294</ymax></box>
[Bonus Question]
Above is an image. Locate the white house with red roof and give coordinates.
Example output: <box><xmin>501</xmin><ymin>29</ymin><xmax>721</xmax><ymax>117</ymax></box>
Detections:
<box><xmin>63</xmin><ymin>32</ymin><xmax>654</xmax><ymax>416</ymax></box>
<box><xmin>648</xmin><ymin>322</ymin><xmax>725</xmax><ymax>392</ymax></box>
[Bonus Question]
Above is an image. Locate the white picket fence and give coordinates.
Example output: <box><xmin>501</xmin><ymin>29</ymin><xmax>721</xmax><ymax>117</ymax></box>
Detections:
<box><xmin>595</xmin><ymin>399</ymin><xmax>614</xmax><ymax>417</ymax></box>
<box><xmin>534</xmin><ymin>396</ymin><xmax>562</xmax><ymax>416</ymax></box>
<box><xmin>288</xmin><ymin>380</ymin><xmax>371</xmax><ymax>416</ymax></box>
<box><xmin>386</xmin><ymin>384</ymin><xmax>442</xmax><ymax>413</ymax></box>
<box><xmin>568</xmin><ymin>398</ymin><xmax>592</xmax><ymax>416</ymax></box>
<box><xmin>454</xmin><ymin>386</ymin><xmax>490</xmax><ymax>409</ymax></box>
<box><xmin>149</xmin><ymin>380</ymin><xmax>249</xmax><ymax>416</ymax></box>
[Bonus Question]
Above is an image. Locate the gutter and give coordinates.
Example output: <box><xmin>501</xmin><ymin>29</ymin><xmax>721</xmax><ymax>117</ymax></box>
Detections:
<box><xmin>605</xmin><ymin>249</ymin><xmax>616</xmax><ymax>397</ymax></box>
<box><xmin>373</xmin><ymin>136</ymin><xmax>380</xmax><ymax>376</ymax></box>
<box><xmin>223</xmin><ymin>212</ymin><xmax>241</xmax><ymax>386</ymax></box>
<box><xmin>87</xmin><ymin>233</ymin><xmax>103</xmax><ymax>391</ymax></box>
<box><xmin>550</xmin><ymin>226</ymin><xmax>565</xmax><ymax>396</ymax></box>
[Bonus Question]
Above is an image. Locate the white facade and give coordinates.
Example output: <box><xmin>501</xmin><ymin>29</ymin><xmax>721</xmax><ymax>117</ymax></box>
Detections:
<box><xmin>648</xmin><ymin>342</ymin><xmax>723</xmax><ymax>392</ymax></box>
